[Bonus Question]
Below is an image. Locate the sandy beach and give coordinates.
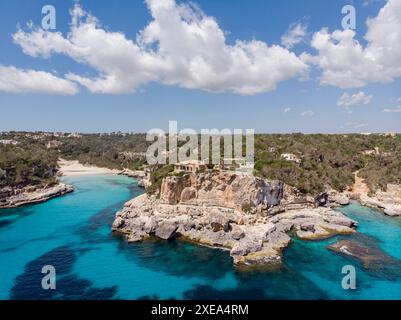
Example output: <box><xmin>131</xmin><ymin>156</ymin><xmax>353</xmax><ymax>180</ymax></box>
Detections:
<box><xmin>58</xmin><ymin>159</ymin><xmax>118</xmax><ymax>176</ymax></box>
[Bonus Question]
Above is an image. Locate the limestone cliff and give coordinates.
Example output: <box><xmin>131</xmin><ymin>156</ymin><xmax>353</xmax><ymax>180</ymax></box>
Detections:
<box><xmin>159</xmin><ymin>171</ymin><xmax>283</xmax><ymax>213</ymax></box>
<box><xmin>113</xmin><ymin>171</ymin><xmax>357</xmax><ymax>266</ymax></box>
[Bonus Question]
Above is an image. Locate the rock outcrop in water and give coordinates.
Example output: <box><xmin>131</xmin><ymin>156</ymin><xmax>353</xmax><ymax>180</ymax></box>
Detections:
<box><xmin>328</xmin><ymin>235</ymin><xmax>401</xmax><ymax>279</ymax></box>
<box><xmin>113</xmin><ymin>171</ymin><xmax>357</xmax><ymax>266</ymax></box>
<box><xmin>0</xmin><ymin>183</ymin><xmax>74</xmax><ymax>209</ymax></box>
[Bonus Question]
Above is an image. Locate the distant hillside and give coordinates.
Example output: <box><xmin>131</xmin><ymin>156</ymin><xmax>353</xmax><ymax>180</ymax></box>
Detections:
<box><xmin>57</xmin><ymin>133</ymin><xmax>149</xmax><ymax>170</ymax></box>
<box><xmin>1</xmin><ymin>132</ymin><xmax>400</xmax><ymax>196</ymax></box>
<box><xmin>0</xmin><ymin>137</ymin><xmax>58</xmax><ymax>189</ymax></box>
<box><xmin>254</xmin><ymin>133</ymin><xmax>401</xmax><ymax>195</ymax></box>
<box><xmin>0</xmin><ymin>132</ymin><xmax>150</xmax><ymax>191</ymax></box>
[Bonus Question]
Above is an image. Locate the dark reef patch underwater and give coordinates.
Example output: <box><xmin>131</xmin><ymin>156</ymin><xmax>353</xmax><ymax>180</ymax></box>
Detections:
<box><xmin>10</xmin><ymin>246</ymin><xmax>118</xmax><ymax>300</ymax></box>
<box><xmin>1</xmin><ymin>174</ymin><xmax>401</xmax><ymax>300</ymax></box>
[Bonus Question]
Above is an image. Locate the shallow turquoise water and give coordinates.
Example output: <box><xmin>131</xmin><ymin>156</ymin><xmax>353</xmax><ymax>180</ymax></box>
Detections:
<box><xmin>1</xmin><ymin>174</ymin><xmax>401</xmax><ymax>300</ymax></box>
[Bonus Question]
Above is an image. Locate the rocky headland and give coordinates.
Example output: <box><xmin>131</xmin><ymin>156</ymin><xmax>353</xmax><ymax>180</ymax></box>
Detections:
<box><xmin>0</xmin><ymin>183</ymin><xmax>74</xmax><ymax>209</ymax></box>
<box><xmin>112</xmin><ymin>171</ymin><xmax>357</xmax><ymax>266</ymax></box>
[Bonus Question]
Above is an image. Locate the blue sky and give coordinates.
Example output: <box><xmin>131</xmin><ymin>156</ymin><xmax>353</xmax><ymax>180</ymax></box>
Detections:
<box><xmin>0</xmin><ymin>0</ymin><xmax>400</xmax><ymax>133</ymax></box>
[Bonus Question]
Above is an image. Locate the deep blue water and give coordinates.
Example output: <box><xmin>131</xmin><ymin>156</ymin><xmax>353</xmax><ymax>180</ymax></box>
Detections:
<box><xmin>1</xmin><ymin>174</ymin><xmax>401</xmax><ymax>300</ymax></box>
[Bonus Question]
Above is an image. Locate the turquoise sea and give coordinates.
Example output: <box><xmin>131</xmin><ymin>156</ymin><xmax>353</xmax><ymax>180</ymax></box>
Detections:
<box><xmin>1</xmin><ymin>174</ymin><xmax>401</xmax><ymax>300</ymax></box>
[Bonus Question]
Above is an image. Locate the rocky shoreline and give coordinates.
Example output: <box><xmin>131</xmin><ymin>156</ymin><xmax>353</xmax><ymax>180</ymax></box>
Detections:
<box><xmin>351</xmin><ymin>172</ymin><xmax>401</xmax><ymax>217</ymax></box>
<box><xmin>118</xmin><ymin>167</ymin><xmax>401</xmax><ymax>217</ymax></box>
<box><xmin>112</xmin><ymin>171</ymin><xmax>357</xmax><ymax>266</ymax></box>
<box><xmin>358</xmin><ymin>185</ymin><xmax>401</xmax><ymax>217</ymax></box>
<box><xmin>118</xmin><ymin>168</ymin><xmax>150</xmax><ymax>188</ymax></box>
<box><xmin>0</xmin><ymin>183</ymin><xmax>74</xmax><ymax>209</ymax></box>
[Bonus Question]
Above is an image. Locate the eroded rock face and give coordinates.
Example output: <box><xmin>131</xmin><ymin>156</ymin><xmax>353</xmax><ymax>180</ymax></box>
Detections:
<box><xmin>383</xmin><ymin>204</ymin><xmax>401</xmax><ymax>217</ymax></box>
<box><xmin>231</xmin><ymin>225</ymin><xmax>245</xmax><ymax>240</ymax></box>
<box><xmin>160</xmin><ymin>171</ymin><xmax>284</xmax><ymax>212</ymax></box>
<box><xmin>180</xmin><ymin>187</ymin><xmax>197</xmax><ymax>202</ymax></box>
<box><xmin>327</xmin><ymin>190</ymin><xmax>351</xmax><ymax>206</ymax></box>
<box><xmin>160</xmin><ymin>175</ymin><xmax>192</xmax><ymax>205</ymax></box>
<box><xmin>113</xmin><ymin>172</ymin><xmax>357</xmax><ymax>266</ymax></box>
<box><xmin>155</xmin><ymin>221</ymin><xmax>178</xmax><ymax>240</ymax></box>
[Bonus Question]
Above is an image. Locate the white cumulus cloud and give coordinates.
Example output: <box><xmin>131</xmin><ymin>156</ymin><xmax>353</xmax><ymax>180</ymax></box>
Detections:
<box><xmin>337</xmin><ymin>91</ymin><xmax>372</xmax><ymax>110</ymax></box>
<box><xmin>12</xmin><ymin>0</ymin><xmax>308</xmax><ymax>95</ymax></box>
<box><xmin>0</xmin><ymin>65</ymin><xmax>78</xmax><ymax>95</ymax></box>
<box><xmin>305</xmin><ymin>0</ymin><xmax>401</xmax><ymax>88</ymax></box>
<box><xmin>281</xmin><ymin>22</ymin><xmax>308</xmax><ymax>49</ymax></box>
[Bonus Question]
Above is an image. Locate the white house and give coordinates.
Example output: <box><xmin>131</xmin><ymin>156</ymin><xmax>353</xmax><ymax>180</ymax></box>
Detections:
<box><xmin>0</xmin><ymin>139</ymin><xmax>18</xmax><ymax>146</ymax></box>
<box><xmin>281</xmin><ymin>153</ymin><xmax>301</xmax><ymax>164</ymax></box>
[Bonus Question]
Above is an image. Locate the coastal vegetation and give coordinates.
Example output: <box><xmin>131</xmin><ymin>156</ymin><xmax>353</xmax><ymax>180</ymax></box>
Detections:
<box><xmin>359</xmin><ymin>153</ymin><xmax>401</xmax><ymax>192</ymax></box>
<box><xmin>1</xmin><ymin>132</ymin><xmax>149</xmax><ymax>191</ymax></box>
<box><xmin>1</xmin><ymin>132</ymin><xmax>400</xmax><ymax>197</ymax></box>
<box><xmin>255</xmin><ymin>134</ymin><xmax>401</xmax><ymax>194</ymax></box>
<box><xmin>254</xmin><ymin>134</ymin><xmax>369</xmax><ymax>194</ymax></box>
<box><xmin>0</xmin><ymin>136</ymin><xmax>58</xmax><ymax>189</ymax></box>
<box><xmin>146</xmin><ymin>165</ymin><xmax>175</xmax><ymax>196</ymax></box>
<box><xmin>57</xmin><ymin>133</ymin><xmax>149</xmax><ymax>170</ymax></box>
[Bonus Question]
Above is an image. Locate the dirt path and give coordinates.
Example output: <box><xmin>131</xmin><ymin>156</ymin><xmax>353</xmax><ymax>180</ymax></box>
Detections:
<box><xmin>351</xmin><ymin>171</ymin><xmax>370</xmax><ymax>198</ymax></box>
